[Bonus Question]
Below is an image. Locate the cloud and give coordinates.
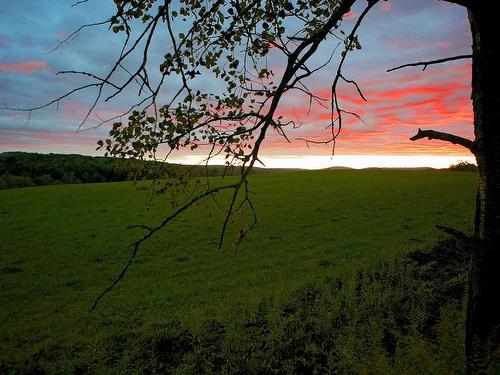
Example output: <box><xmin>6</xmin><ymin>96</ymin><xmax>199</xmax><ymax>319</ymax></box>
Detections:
<box><xmin>380</xmin><ymin>2</ymin><xmax>392</xmax><ymax>12</ymax></box>
<box><xmin>0</xmin><ymin>0</ymin><xmax>475</xmax><ymax>165</ymax></box>
<box><xmin>343</xmin><ymin>11</ymin><xmax>359</xmax><ymax>20</ymax></box>
<box><xmin>0</xmin><ymin>60</ymin><xmax>49</xmax><ymax>74</ymax></box>
<box><xmin>257</xmin><ymin>61</ymin><xmax>473</xmax><ymax>157</ymax></box>
<box><xmin>0</xmin><ymin>127</ymin><xmax>100</xmax><ymax>154</ymax></box>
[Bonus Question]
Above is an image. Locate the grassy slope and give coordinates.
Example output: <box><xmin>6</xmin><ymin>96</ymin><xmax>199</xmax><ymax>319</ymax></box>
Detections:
<box><xmin>0</xmin><ymin>169</ymin><xmax>476</xmax><ymax>365</ymax></box>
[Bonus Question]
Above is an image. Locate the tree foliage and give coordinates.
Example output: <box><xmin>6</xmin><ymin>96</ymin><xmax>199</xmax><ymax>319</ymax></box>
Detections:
<box><xmin>21</xmin><ymin>0</ymin><xmax>378</xmax><ymax>266</ymax></box>
<box><xmin>99</xmin><ymin>0</ymin><xmax>368</xmax><ymax>163</ymax></box>
<box><xmin>2</xmin><ymin>0</ymin><xmax>384</xmax><ymax>250</ymax></box>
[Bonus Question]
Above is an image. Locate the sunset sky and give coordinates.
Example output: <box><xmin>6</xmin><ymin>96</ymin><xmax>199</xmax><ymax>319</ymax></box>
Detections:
<box><xmin>0</xmin><ymin>0</ymin><xmax>475</xmax><ymax>168</ymax></box>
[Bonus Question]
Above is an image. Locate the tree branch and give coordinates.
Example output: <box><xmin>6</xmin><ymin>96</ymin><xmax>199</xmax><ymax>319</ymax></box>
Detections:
<box><xmin>410</xmin><ymin>128</ymin><xmax>476</xmax><ymax>153</ymax></box>
<box><xmin>72</xmin><ymin>0</ymin><xmax>89</xmax><ymax>6</ymax></box>
<box><xmin>387</xmin><ymin>54</ymin><xmax>472</xmax><ymax>72</ymax></box>
<box><xmin>90</xmin><ymin>182</ymin><xmax>239</xmax><ymax>311</ymax></box>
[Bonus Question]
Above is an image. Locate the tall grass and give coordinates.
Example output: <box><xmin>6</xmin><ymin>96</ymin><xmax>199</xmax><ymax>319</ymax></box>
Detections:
<box><xmin>3</xmin><ymin>239</ymin><xmax>474</xmax><ymax>374</ymax></box>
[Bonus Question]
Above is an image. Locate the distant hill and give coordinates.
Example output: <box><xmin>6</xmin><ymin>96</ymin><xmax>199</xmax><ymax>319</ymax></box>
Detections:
<box><xmin>325</xmin><ymin>166</ymin><xmax>355</xmax><ymax>170</ymax></box>
<box><xmin>1</xmin><ymin>151</ymin><xmax>474</xmax><ymax>190</ymax></box>
<box><xmin>0</xmin><ymin>152</ymin><xmax>296</xmax><ymax>189</ymax></box>
<box><xmin>361</xmin><ymin>167</ymin><xmax>437</xmax><ymax>171</ymax></box>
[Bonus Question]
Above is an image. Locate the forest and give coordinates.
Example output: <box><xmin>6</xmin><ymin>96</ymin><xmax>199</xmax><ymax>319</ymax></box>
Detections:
<box><xmin>0</xmin><ymin>152</ymin><xmax>281</xmax><ymax>189</ymax></box>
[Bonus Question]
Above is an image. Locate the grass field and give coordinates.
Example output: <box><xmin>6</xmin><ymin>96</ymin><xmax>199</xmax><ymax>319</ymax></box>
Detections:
<box><xmin>0</xmin><ymin>169</ymin><xmax>477</xmax><ymax>373</ymax></box>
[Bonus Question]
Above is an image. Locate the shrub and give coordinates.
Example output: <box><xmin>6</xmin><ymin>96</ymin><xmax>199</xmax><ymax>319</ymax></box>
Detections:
<box><xmin>33</xmin><ymin>174</ymin><xmax>54</xmax><ymax>186</ymax></box>
<box><xmin>0</xmin><ymin>173</ymin><xmax>34</xmax><ymax>189</ymax></box>
<box><xmin>2</xmin><ymin>240</ymin><xmax>473</xmax><ymax>373</ymax></box>
<box><xmin>449</xmin><ymin>161</ymin><xmax>477</xmax><ymax>172</ymax></box>
<box><xmin>129</xmin><ymin>321</ymin><xmax>194</xmax><ymax>373</ymax></box>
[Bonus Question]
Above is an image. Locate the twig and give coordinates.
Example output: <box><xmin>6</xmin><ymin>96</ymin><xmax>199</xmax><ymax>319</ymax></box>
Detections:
<box><xmin>387</xmin><ymin>54</ymin><xmax>472</xmax><ymax>72</ymax></box>
<box><xmin>90</xmin><ymin>183</ymin><xmax>239</xmax><ymax>311</ymax></box>
<box><xmin>72</xmin><ymin>0</ymin><xmax>89</xmax><ymax>6</ymax></box>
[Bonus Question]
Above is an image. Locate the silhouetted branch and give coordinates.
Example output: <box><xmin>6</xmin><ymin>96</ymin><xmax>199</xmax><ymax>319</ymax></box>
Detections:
<box><xmin>340</xmin><ymin>74</ymin><xmax>367</xmax><ymax>101</ymax></box>
<box><xmin>410</xmin><ymin>128</ymin><xmax>476</xmax><ymax>153</ymax></box>
<box><xmin>387</xmin><ymin>54</ymin><xmax>472</xmax><ymax>72</ymax></box>
<box><xmin>48</xmin><ymin>19</ymin><xmax>111</xmax><ymax>54</ymax></box>
<box><xmin>6</xmin><ymin>0</ymin><xmax>385</xmax><ymax>310</ymax></box>
<box><xmin>90</xmin><ymin>182</ymin><xmax>239</xmax><ymax>311</ymax></box>
<box><xmin>2</xmin><ymin>83</ymin><xmax>100</xmax><ymax>112</ymax></box>
<box><xmin>72</xmin><ymin>0</ymin><xmax>89</xmax><ymax>6</ymax></box>
<box><xmin>331</xmin><ymin>2</ymin><xmax>376</xmax><ymax>138</ymax></box>
<box><xmin>57</xmin><ymin>70</ymin><xmax>120</xmax><ymax>90</ymax></box>
<box><xmin>298</xmin><ymin>0</ymin><xmax>377</xmax><ymax>149</ymax></box>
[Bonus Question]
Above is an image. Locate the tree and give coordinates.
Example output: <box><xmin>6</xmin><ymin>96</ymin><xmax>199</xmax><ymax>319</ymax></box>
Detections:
<box><xmin>4</xmin><ymin>0</ymin><xmax>498</xmax><ymax>372</ymax></box>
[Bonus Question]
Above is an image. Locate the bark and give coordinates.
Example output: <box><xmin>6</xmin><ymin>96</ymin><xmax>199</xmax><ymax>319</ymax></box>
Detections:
<box><xmin>467</xmin><ymin>4</ymin><xmax>500</xmax><ymax>373</ymax></box>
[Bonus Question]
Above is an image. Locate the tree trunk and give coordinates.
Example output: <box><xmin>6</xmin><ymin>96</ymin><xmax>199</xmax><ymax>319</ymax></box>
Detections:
<box><xmin>467</xmin><ymin>4</ymin><xmax>500</xmax><ymax>373</ymax></box>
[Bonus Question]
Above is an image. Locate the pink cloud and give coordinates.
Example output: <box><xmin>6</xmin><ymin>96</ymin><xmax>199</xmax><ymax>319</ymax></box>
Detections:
<box><xmin>0</xmin><ymin>128</ymin><xmax>101</xmax><ymax>153</ymax></box>
<box><xmin>0</xmin><ymin>60</ymin><xmax>49</xmax><ymax>74</ymax></box>
<box><xmin>343</xmin><ymin>11</ymin><xmax>359</xmax><ymax>20</ymax></box>
<box><xmin>259</xmin><ymin>62</ymin><xmax>474</xmax><ymax>156</ymax></box>
<box><xmin>385</xmin><ymin>37</ymin><xmax>425</xmax><ymax>52</ymax></box>
<box><xmin>380</xmin><ymin>2</ymin><xmax>392</xmax><ymax>12</ymax></box>
<box><xmin>436</xmin><ymin>40</ymin><xmax>453</xmax><ymax>49</ymax></box>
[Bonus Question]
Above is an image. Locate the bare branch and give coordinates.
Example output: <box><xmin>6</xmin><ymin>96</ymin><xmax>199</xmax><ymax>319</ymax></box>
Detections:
<box><xmin>48</xmin><ymin>19</ymin><xmax>110</xmax><ymax>54</ymax></box>
<box><xmin>7</xmin><ymin>0</ymin><xmax>385</xmax><ymax>309</ymax></box>
<box><xmin>410</xmin><ymin>128</ymin><xmax>476</xmax><ymax>153</ymax></box>
<box><xmin>90</xmin><ymin>182</ymin><xmax>239</xmax><ymax>311</ymax></box>
<box><xmin>298</xmin><ymin>0</ymin><xmax>377</xmax><ymax>149</ymax></box>
<box><xmin>2</xmin><ymin>83</ymin><xmax>99</xmax><ymax>112</ymax></box>
<box><xmin>72</xmin><ymin>0</ymin><xmax>89</xmax><ymax>6</ymax></box>
<box><xmin>340</xmin><ymin>74</ymin><xmax>367</xmax><ymax>101</ymax></box>
<box><xmin>57</xmin><ymin>70</ymin><xmax>120</xmax><ymax>90</ymax></box>
<box><xmin>387</xmin><ymin>54</ymin><xmax>472</xmax><ymax>72</ymax></box>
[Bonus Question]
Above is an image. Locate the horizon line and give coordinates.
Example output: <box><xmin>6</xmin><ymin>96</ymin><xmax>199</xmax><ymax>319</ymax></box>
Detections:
<box><xmin>1</xmin><ymin>150</ymin><xmax>476</xmax><ymax>170</ymax></box>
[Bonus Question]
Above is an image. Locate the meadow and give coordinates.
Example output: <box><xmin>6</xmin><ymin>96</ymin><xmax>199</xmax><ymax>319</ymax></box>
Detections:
<box><xmin>0</xmin><ymin>169</ymin><xmax>477</xmax><ymax>373</ymax></box>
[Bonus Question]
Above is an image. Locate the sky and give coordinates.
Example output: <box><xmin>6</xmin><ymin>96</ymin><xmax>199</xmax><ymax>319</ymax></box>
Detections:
<box><xmin>0</xmin><ymin>0</ymin><xmax>475</xmax><ymax>169</ymax></box>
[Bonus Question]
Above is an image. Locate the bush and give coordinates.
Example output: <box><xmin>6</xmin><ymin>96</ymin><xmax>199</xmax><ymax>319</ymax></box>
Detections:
<box><xmin>33</xmin><ymin>174</ymin><xmax>54</xmax><ymax>186</ymax></box>
<box><xmin>129</xmin><ymin>321</ymin><xmax>194</xmax><ymax>374</ymax></box>
<box><xmin>0</xmin><ymin>173</ymin><xmax>34</xmax><ymax>189</ymax></box>
<box><xmin>139</xmin><ymin>240</ymin><xmax>470</xmax><ymax>373</ymax></box>
<box><xmin>449</xmin><ymin>161</ymin><xmax>477</xmax><ymax>172</ymax></box>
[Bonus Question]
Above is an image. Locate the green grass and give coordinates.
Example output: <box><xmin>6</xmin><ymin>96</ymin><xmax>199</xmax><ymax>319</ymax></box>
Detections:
<box><xmin>0</xmin><ymin>169</ymin><xmax>476</xmax><ymax>371</ymax></box>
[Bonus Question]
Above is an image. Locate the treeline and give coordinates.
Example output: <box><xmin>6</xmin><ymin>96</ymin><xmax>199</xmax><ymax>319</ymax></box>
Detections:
<box><xmin>448</xmin><ymin>160</ymin><xmax>477</xmax><ymax>172</ymax></box>
<box><xmin>0</xmin><ymin>152</ymin><xmax>156</xmax><ymax>189</ymax></box>
<box><xmin>0</xmin><ymin>152</ymin><xmax>271</xmax><ymax>190</ymax></box>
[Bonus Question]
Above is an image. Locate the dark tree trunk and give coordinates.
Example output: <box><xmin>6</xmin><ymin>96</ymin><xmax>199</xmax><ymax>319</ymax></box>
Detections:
<box><xmin>467</xmin><ymin>4</ymin><xmax>500</xmax><ymax>373</ymax></box>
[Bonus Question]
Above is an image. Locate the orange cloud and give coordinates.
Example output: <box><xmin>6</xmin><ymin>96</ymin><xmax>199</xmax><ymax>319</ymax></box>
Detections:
<box><xmin>343</xmin><ymin>11</ymin><xmax>359</xmax><ymax>20</ymax></box>
<box><xmin>258</xmin><ymin>62</ymin><xmax>474</xmax><ymax>157</ymax></box>
<box><xmin>0</xmin><ymin>60</ymin><xmax>49</xmax><ymax>74</ymax></box>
